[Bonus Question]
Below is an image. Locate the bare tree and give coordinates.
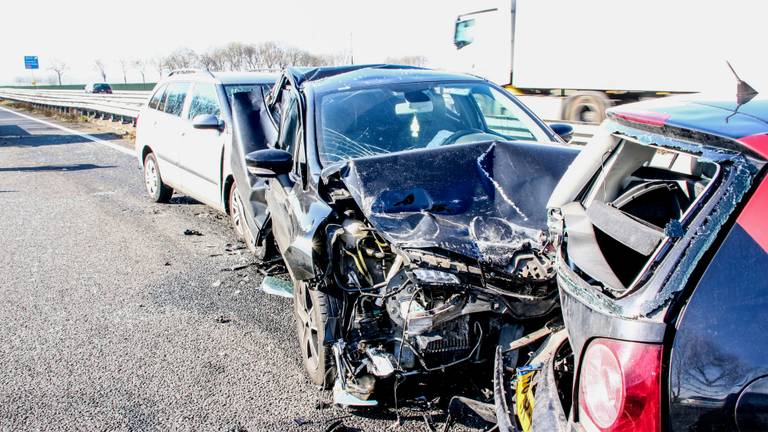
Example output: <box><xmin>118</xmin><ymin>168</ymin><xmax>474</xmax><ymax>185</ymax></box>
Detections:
<box><xmin>256</xmin><ymin>42</ymin><xmax>284</xmax><ymax>70</ymax></box>
<box><xmin>150</xmin><ymin>56</ymin><xmax>165</xmax><ymax>80</ymax></box>
<box><xmin>47</xmin><ymin>59</ymin><xmax>69</xmax><ymax>85</ymax></box>
<box><xmin>241</xmin><ymin>44</ymin><xmax>261</xmax><ymax>70</ymax></box>
<box><xmin>93</xmin><ymin>59</ymin><xmax>108</xmax><ymax>82</ymax></box>
<box><xmin>199</xmin><ymin>49</ymin><xmax>226</xmax><ymax>71</ymax></box>
<box><xmin>132</xmin><ymin>59</ymin><xmax>147</xmax><ymax>83</ymax></box>
<box><xmin>149</xmin><ymin>42</ymin><xmax>347</xmax><ymax>77</ymax></box>
<box><xmin>385</xmin><ymin>55</ymin><xmax>428</xmax><ymax>67</ymax></box>
<box><xmin>119</xmin><ymin>58</ymin><xmax>131</xmax><ymax>84</ymax></box>
<box><xmin>163</xmin><ymin>48</ymin><xmax>199</xmax><ymax>70</ymax></box>
<box><xmin>221</xmin><ymin>42</ymin><xmax>247</xmax><ymax>70</ymax></box>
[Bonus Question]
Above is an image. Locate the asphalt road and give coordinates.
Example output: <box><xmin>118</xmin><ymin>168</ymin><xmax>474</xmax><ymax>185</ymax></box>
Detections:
<box><xmin>0</xmin><ymin>107</ymin><xmax>462</xmax><ymax>432</ymax></box>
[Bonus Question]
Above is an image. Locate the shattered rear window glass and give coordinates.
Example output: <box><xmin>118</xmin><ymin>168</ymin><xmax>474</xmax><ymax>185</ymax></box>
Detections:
<box><xmin>316</xmin><ymin>82</ymin><xmax>549</xmax><ymax>164</ymax></box>
<box><xmin>567</xmin><ymin>136</ymin><xmax>721</xmax><ymax>293</ymax></box>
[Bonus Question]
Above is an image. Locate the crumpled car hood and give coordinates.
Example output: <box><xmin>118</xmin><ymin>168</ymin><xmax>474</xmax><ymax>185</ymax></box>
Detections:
<box><xmin>338</xmin><ymin>140</ymin><xmax>579</xmax><ymax>267</ymax></box>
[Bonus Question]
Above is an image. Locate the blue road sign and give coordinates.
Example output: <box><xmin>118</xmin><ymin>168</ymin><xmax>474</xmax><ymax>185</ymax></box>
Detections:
<box><xmin>24</xmin><ymin>56</ymin><xmax>39</xmax><ymax>70</ymax></box>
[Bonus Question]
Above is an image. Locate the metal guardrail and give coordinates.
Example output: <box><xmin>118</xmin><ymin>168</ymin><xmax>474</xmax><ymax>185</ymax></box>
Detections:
<box><xmin>0</xmin><ymin>88</ymin><xmax>598</xmax><ymax>143</ymax></box>
<box><xmin>0</xmin><ymin>89</ymin><xmax>150</xmax><ymax>124</ymax></box>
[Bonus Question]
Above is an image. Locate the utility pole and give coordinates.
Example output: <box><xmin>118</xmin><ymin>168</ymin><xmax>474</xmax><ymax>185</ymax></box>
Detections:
<box><xmin>349</xmin><ymin>32</ymin><xmax>354</xmax><ymax>65</ymax></box>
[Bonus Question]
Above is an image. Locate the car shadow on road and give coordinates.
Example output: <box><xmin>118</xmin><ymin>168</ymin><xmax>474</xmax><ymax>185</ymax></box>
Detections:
<box><xmin>0</xmin><ymin>163</ymin><xmax>116</xmax><ymax>173</ymax></box>
<box><xmin>0</xmin><ymin>132</ymin><xmax>123</xmax><ymax>148</ymax></box>
<box><xmin>169</xmin><ymin>195</ymin><xmax>202</xmax><ymax>205</ymax></box>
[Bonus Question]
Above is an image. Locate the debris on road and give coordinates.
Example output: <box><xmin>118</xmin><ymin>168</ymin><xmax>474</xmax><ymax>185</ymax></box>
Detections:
<box><xmin>183</xmin><ymin>229</ymin><xmax>203</xmax><ymax>236</ymax></box>
<box><xmin>221</xmin><ymin>264</ymin><xmax>250</xmax><ymax>272</ymax></box>
<box><xmin>211</xmin><ymin>280</ymin><xmax>222</xmax><ymax>288</ymax></box>
<box><xmin>215</xmin><ymin>315</ymin><xmax>232</xmax><ymax>324</ymax></box>
<box><xmin>293</xmin><ymin>417</ymin><xmax>312</xmax><ymax>427</ymax></box>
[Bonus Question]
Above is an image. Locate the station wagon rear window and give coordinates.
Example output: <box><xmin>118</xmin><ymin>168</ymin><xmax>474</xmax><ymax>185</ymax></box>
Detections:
<box><xmin>561</xmin><ymin>135</ymin><xmax>720</xmax><ymax>295</ymax></box>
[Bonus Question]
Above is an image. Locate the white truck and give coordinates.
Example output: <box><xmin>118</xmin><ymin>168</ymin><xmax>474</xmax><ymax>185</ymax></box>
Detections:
<box><xmin>452</xmin><ymin>0</ymin><xmax>765</xmax><ymax>123</ymax></box>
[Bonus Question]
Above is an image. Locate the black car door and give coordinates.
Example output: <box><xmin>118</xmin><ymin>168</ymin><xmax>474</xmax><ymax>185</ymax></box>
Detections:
<box><xmin>264</xmin><ymin>87</ymin><xmax>333</xmax><ymax>282</ymax></box>
<box><xmin>230</xmin><ymin>88</ymin><xmax>277</xmax><ymax>245</ymax></box>
<box><xmin>266</xmin><ymin>90</ymin><xmax>300</xmax><ymax>253</ymax></box>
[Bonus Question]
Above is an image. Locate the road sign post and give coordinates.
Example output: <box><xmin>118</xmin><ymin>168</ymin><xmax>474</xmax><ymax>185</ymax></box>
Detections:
<box><xmin>24</xmin><ymin>56</ymin><xmax>39</xmax><ymax>70</ymax></box>
<box><xmin>24</xmin><ymin>56</ymin><xmax>39</xmax><ymax>86</ymax></box>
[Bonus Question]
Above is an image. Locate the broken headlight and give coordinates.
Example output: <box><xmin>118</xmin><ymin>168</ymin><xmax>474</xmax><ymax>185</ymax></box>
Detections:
<box><xmin>413</xmin><ymin>268</ymin><xmax>460</xmax><ymax>285</ymax></box>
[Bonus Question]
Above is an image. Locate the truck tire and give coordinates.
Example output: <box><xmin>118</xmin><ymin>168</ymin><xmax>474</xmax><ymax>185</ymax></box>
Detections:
<box><xmin>563</xmin><ymin>91</ymin><xmax>612</xmax><ymax>123</ymax></box>
<box><xmin>294</xmin><ymin>280</ymin><xmax>339</xmax><ymax>388</ymax></box>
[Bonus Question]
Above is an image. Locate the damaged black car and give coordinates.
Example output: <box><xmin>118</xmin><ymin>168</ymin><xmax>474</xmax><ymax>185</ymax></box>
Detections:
<box><xmin>228</xmin><ymin>64</ymin><xmax>579</xmax><ymax>408</ymax></box>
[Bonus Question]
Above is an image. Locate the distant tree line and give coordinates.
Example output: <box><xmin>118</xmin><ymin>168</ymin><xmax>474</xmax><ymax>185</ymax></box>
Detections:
<box><xmin>13</xmin><ymin>42</ymin><xmax>428</xmax><ymax>85</ymax></box>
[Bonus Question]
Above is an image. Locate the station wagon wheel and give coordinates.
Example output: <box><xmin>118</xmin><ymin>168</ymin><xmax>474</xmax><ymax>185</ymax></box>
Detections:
<box><xmin>294</xmin><ymin>281</ymin><xmax>335</xmax><ymax>388</ymax></box>
<box><xmin>228</xmin><ymin>183</ymin><xmax>271</xmax><ymax>260</ymax></box>
<box><xmin>229</xmin><ymin>184</ymin><xmax>246</xmax><ymax>239</ymax></box>
<box><xmin>143</xmin><ymin>152</ymin><xmax>173</xmax><ymax>203</ymax></box>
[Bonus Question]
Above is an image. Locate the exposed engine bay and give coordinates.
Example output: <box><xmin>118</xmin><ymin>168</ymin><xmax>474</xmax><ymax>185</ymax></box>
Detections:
<box><xmin>322</xmin><ymin>212</ymin><xmax>559</xmax><ymax>405</ymax></box>
<box><xmin>307</xmin><ymin>140</ymin><xmax>579</xmax><ymax>405</ymax></box>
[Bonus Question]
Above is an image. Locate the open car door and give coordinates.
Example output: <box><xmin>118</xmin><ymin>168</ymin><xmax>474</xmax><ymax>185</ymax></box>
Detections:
<box><xmin>230</xmin><ymin>88</ymin><xmax>278</xmax><ymax>250</ymax></box>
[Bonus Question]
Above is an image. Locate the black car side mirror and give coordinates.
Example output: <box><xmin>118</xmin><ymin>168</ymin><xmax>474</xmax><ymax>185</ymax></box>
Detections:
<box><xmin>192</xmin><ymin>114</ymin><xmax>224</xmax><ymax>131</ymax></box>
<box><xmin>245</xmin><ymin>149</ymin><xmax>293</xmax><ymax>178</ymax></box>
<box><xmin>549</xmin><ymin>123</ymin><xmax>574</xmax><ymax>143</ymax></box>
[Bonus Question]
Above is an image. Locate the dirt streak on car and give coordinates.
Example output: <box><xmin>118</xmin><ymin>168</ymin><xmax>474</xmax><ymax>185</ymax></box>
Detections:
<box><xmin>228</xmin><ymin>64</ymin><xmax>579</xmax><ymax>408</ymax></box>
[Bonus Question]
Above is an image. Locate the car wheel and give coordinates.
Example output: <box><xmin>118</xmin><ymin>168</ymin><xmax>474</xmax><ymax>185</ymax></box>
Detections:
<box><xmin>294</xmin><ymin>280</ymin><xmax>336</xmax><ymax>388</ymax></box>
<box><xmin>143</xmin><ymin>153</ymin><xmax>173</xmax><ymax>203</ymax></box>
<box><xmin>229</xmin><ymin>183</ymin><xmax>247</xmax><ymax>239</ymax></box>
<box><xmin>228</xmin><ymin>183</ymin><xmax>270</xmax><ymax>260</ymax></box>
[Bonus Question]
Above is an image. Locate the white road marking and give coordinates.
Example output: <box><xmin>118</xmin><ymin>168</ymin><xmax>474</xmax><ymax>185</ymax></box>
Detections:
<box><xmin>0</xmin><ymin>105</ymin><xmax>135</xmax><ymax>157</ymax></box>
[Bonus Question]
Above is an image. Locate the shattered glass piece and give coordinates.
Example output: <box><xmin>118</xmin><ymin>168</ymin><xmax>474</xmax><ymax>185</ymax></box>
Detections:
<box><xmin>665</xmin><ymin>219</ymin><xmax>685</xmax><ymax>238</ymax></box>
<box><xmin>260</xmin><ymin>276</ymin><xmax>294</xmax><ymax>298</ymax></box>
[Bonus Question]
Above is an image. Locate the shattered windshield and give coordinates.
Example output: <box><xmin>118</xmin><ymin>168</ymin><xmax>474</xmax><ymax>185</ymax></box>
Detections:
<box><xmin>317</xmin><ymin>82</ymin><xmax>550</xmax><ymax>163</ymax></box>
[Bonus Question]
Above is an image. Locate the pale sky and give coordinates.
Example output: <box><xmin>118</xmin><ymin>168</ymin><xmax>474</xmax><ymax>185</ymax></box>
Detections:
<box><xmin>2</xmin><ymin>0</ymin><xmax>766</xmax><ymax>90</ymax></box>
<box><xmin>0</xmin><ymin>0</ymin><xmax>471</xmax><ymax>84</ymax></box>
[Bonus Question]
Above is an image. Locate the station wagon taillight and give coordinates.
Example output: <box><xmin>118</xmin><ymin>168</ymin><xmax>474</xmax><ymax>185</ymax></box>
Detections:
<box><xmin>579</xmin><ymin>339</ymin><xmax>662</xmax><ymax>432</ymax></box>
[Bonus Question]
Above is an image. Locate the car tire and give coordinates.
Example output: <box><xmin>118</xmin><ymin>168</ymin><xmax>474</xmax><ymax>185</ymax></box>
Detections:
<box><xmin>228</xmin><ymin>183</ymin><xmax>271</xmax><ymax>260</ymax></box>
<box><xmin>143</xmin><ymin>152</ymin><xmax>173</xmax><ymax>203</ymax></box>
<box><xmin>294</xmin><ymin>280</ymin><xmax>337</xmax><ymax>388</ymax></box>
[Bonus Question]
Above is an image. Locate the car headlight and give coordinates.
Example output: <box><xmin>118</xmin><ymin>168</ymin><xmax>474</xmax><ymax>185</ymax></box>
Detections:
<box><xmin>412</xmin><ymin>268</ymin><xmax>460</xmax><ymax>285</ymax></box>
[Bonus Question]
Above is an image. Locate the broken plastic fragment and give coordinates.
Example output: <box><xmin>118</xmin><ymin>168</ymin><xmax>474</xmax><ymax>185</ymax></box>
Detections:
<box><xmin>332</xmin><ymin>378</ymin><xmax>378</xmax><ymax>407</ymax></box>
<box><xmin>365</xmin><ymin>348</ymin><xmax>396</xmax><ymax>377</ymax></box>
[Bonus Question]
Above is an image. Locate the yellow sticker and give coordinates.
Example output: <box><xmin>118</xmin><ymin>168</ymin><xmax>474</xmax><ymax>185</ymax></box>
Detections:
<box><xmin>515</xmin><ymin>368</ymin><xmax>537</xmax><ymax>432</ymax></box>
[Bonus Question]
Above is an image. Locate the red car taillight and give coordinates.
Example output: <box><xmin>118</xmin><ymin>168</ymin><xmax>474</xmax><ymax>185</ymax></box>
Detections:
<box><xmin>579</xmin><ymin>339</ymin><xmax>662</xmax><ymax>432</ymax></box>
<box><xmin>135</xmin><ymin>112</ymin><xmax>140</xmax><ymax>128</ymax></box>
